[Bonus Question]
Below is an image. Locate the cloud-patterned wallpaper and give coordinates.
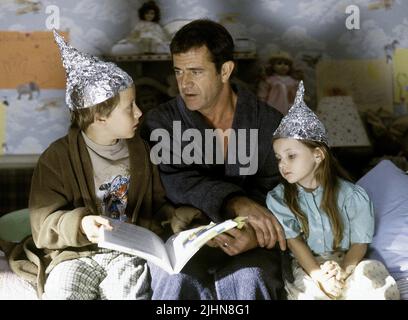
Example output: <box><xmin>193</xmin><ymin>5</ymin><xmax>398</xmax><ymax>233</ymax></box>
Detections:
<box><xmin>1</xmin><ymin>0</ymin><xmax>407</xmax><ymax>155</ymax></box>
<box><xmin>1</xmin><ymin>0</ymin><xmax>407</xmax><ymax>59</ymax></box>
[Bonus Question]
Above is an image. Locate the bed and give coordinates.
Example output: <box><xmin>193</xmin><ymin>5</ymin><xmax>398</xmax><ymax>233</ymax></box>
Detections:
<box><xmin>1</xmin><ymin>160</ymin><xmax>407</xmax><ymax>300</ymax></box>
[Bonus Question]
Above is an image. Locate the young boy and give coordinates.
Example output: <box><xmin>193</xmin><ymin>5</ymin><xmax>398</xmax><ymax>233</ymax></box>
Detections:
<box><xmin>8</xmin><ymin>31</ymin><xmax>173</xmax><ymax>299</ymax></box>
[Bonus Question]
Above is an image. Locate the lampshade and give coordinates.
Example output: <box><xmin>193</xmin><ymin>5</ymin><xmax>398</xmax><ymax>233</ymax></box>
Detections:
<box><xmin>316</xmin><ymin>96</ymin><xmax>371</xmax><ymax>147</ymax></box>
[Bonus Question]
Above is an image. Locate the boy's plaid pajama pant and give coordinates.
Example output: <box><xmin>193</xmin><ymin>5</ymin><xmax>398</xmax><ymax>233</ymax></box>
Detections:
<box><xmin>43</xmin><ymin>249</ymin><xmax>151</xmax><ymax>300</ymax></box>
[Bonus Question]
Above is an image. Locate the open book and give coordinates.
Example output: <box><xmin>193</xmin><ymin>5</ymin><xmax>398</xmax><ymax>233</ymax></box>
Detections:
<box><xmin>98</xmin><ymin>216</ymin><xmax>247</xmax><ymax>274</ymax></box>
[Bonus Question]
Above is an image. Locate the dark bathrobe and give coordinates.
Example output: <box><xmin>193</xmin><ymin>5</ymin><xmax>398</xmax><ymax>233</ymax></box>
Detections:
<box><xmin>141</xmin><ymin>84</ymin><xmax>284</xmax><ymax>299</ymax></box>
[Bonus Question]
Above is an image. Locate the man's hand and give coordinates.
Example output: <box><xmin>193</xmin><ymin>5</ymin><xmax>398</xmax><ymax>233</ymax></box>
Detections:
<box><xmin>209</xmin><ymin>225</ymin><xmax>258</xmax><ymax>256</ymax></box>
<box><xmin>226</xmin><ymin>196</ymin><xmax>286</xmax><ymax>250</ymax></box>
<box><xmin>80</xmin><ymin>215</ymin><xmax>112</xmax><ymax>243</ymax></box>
<box><xmin>170</xmin><ymin>206</ymin><xmax>208</xmax><ymax>233</ymax></box>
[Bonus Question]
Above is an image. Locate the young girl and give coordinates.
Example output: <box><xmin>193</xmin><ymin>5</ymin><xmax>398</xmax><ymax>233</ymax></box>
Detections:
<box><xmin>257</xmin><ymin>51</ymin><xmax>299</xmax><ymax>115</ymax></box>
<box><xmin>266</xmin><ymin>81</ymin><xmax>400</xmax><ymax>300</ymax></box>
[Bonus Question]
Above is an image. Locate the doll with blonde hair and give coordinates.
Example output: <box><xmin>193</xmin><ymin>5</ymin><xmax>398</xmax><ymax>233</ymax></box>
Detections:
<box><xmin>257</xmin><ymin>51</ymin><xmax>299</xmax><ymax>115</ymax></box>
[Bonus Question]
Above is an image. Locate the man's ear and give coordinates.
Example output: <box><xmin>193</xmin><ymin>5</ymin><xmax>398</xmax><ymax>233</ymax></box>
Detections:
<box><xmin>221</xmin><ymin>61</ymin><xmax>235</xmax><ymax>83</ymax></box>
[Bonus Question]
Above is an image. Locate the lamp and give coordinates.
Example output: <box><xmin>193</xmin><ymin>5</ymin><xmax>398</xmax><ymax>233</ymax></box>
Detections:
<box><xmin>316</xmin><ymin>96</ymin><xmax>371</xmax><ymax>147</ymax></box>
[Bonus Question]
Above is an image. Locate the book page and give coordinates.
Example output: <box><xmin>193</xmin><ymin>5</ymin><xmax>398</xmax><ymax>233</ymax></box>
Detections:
<box><xmin>165</xmin><ymin>219</ymin><xmax>241</xmax><ymax>273</ymax></box>
<box><xmin>98</xmin><ymin>218</ymin><xmax>173</xmax><ymax>273</ymax></box>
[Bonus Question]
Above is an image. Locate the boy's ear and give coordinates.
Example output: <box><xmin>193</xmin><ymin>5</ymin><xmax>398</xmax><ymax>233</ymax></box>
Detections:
<box><xmin>221</xmin><ymin>61</ymin><xmax>235</xmax><ymax>83</ymax></box>
<box><xmin>94</xmin><ymin>112</ymin><xmax>107</xmax><ymax>124</ymax></box>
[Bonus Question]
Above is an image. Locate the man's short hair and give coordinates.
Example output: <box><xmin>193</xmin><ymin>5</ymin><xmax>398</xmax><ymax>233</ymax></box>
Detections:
<box><xmin>70</xmin><ymin>94</ymin><xmax>120</xmax><ymax>131</ymax></box>
<box><xmin>170</xmin><ymin>19</ymin><xmax>234</xmax><ymax>73</ymax></box>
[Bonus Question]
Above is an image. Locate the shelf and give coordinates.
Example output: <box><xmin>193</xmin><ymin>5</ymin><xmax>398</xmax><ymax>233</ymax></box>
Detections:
<box><xmin>0</xmin><ymin>154</ymin><xmax>39</xmax><ymax>169</ymax></box>
<box><xmin>103</xmin><ymin>52</ymin><xmax>257</xmax><ymax>62</ymax></box>
<box><xmin>103</xmin><ymin>53</ymin><xmax>171</xmax><ymax>62</ymax></box>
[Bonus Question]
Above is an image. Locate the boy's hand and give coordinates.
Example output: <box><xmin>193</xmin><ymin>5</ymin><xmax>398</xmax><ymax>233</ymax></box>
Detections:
<box><xmin>80</xmin><ymin>215</ymin><xmax>112</xmax><ymax>243</ymax></box>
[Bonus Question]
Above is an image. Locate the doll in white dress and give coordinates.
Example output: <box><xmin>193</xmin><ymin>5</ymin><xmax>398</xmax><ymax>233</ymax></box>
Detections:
<box><xmin>111</xmin><ymin>1</ymin><xmax>169</xmax><ymax>55</ymax></box>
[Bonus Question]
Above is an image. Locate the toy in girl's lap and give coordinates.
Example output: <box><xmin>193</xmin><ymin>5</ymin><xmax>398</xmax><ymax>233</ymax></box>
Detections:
<box><xmin>266</xmin><ymin>81</ymin><xmax>400</xmax><ymax>300</ymax></box>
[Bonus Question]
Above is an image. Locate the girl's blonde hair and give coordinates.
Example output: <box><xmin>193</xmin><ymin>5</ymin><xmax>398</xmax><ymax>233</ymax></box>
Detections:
<box><xmin>280</xmin><ymin>140</ymin><xmax>352</xmax><ymax>249</ymax></box>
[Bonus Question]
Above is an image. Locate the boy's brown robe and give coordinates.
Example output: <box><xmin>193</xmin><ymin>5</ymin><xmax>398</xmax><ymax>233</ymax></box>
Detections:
<box><xmin>8</xmin><ymin>127</ymin><xmax>174</xmax><ymax>297</ymax></box>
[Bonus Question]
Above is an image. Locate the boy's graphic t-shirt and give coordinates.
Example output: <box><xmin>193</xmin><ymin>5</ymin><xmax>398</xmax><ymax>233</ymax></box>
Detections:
<box><xmin>82</xmin><ymin>132</ymin><xmax>131</xmax><ymax>221</ymax></box>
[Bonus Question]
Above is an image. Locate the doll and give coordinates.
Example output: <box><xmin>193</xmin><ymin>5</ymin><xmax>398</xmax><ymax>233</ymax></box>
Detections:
<box><xmin>257</xmin><ymin>51</ymin><xmax>300</xmax><ymax>115</ymax></box>
<box><xmin>111</xmin><ymin>1</ymin><xmax>169</xmax><ymax>55</ymax></box>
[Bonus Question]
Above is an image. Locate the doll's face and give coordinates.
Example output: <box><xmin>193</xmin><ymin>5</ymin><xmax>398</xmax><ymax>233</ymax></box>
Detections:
<box><xmin>144</xmin><ymin>9</ymin><xmax>156</xmax><ymax>21</ymax></box>
<box><xmin>273</xmin><ymin>59</ymin><xmax>290</xmax><ymax>76</ymax></box>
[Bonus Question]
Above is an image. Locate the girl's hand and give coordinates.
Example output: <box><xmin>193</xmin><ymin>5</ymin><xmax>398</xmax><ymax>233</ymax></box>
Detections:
<box><xmin>320</xmin><ymin>260</ymin><xmax>344</xmax><ymax>281</ymax></box>
<box><xmin>339</xmin><ymin>265</ymin><xmax>356</xmax><ymax>281</ymax></box>
<box><xmin>80</xmin><ymin>215</ymin><xmax>113</xmax><ymax>243</ymax></box>
<box><xmin>317</xmin><ymin>276</ymin><xmax>344</xmax><ymax>299</ymax></box>
<box><xmin>310</xmin><ymin>267</ymin><xmax>344</xmax><ymax>299</ymax></box>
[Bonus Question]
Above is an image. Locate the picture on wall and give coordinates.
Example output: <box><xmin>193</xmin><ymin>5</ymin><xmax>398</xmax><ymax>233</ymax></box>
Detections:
<box><xmin>316</xmin><ymin>59</ymin><xmax>394</xmax><ymax>114</ymax></box>
<box><xmin>0</xmin><ymin>31</ymin><xmax>70</xmax><ymax>155</ymax></box>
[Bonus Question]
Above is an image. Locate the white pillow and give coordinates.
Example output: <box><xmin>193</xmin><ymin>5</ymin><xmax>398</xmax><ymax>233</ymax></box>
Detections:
<box><xmin>357</xmin><ymin>160</ymin><xmax>408</xmax><ymax>299</ymax></box>
<box><xmin>0</xmin><ymin>251</ymin><xmax>38</xmax><ymax>300</ymax></box>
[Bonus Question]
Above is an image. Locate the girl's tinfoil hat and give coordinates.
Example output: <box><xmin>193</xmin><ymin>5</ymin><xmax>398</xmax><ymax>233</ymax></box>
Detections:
<box><xmin>53</xmin><ymin>30</ymin><xmax>133</xmax><ymax>110</ymax></box>
<box><xmin>273</xmin><ymin>81</ymin><xmax>329</xmax><ymax>146</ymax></box>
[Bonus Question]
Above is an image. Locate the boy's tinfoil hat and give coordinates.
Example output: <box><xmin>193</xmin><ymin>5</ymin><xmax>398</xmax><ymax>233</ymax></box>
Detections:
<box><xmin>53</xmin><ymin>30</ymin><xmax>133</xmax><ymax>110</ymax></box>
<box><xmin>273</xmin><ymin>81</ymin><xmax>329</xmax><ymax>146</ymax></box>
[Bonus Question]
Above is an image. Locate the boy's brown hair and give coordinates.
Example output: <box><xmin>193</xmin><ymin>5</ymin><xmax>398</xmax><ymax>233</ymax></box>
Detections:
<box><xmin>70</xmin><ymin>94</ymin><xmax>120</xmax><ymax>131</ymax></box>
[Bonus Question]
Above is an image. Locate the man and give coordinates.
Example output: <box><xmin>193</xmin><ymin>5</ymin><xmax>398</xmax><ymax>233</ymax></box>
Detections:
<box><xmin>141</xmin><ymin>19</ymin><xmax>286</xmax><ymax>299</ymax></box>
